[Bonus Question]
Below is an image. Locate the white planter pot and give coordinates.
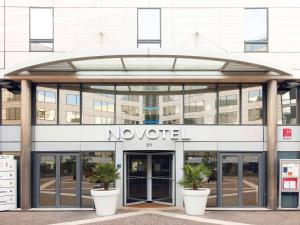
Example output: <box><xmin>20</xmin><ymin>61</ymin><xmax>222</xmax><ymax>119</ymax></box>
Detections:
<box><xmin>91</xmin><ymin>188</ymin><xmax>120</xmax><ymax>216</ymax></box>
<box><xmin>182</xmin><ymin>188</ymin><xmax>210</xmax><ymax>216</ymax></box>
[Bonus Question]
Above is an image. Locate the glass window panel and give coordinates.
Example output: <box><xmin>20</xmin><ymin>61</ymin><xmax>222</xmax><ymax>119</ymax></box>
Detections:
<box><xmin>81</xmin><ymin>152</ymin><xmax>114</xmax><ymax>207</ymax></box>
<box><xmin>30</xmin><ymin>8</ymin><xmax>53</xmax><ymax>40</ymax></box>
<box><xmin>138</xmin><ymin>9</ymin><xmax>160</xmax><ymax>40</ymax></box>
<box><xmin>59</xmin><ymin>84</ymin><xmax>80</xmax><ymax>124</ymax></box>
<box><xmin>39</xmin><ymin>155</ymin><xmax>56</xmax><ymax>207</ymax></box>
<box><xmin>278</xmin><ymin>88</ymin><xmax>297</xmax><ymax>125</ymax></box>
<box><xmin>219</xmin><ymin>84</ymin><xmax>240</xmax><ymax>124</ymax></box>
<box><xmin>137</xmin><ymin>43</ymin><xmax>160</xmax><ymax>48</ymax></box>
<box><xmin>36</xmin><ymin>84</ymin><xmax>57</xmax><ymax>124</ymax></box>
<box><xmin>60</xmin><ymin>155</ymin><xmax>77</xmax><ymax>207</ymax></box>
<box><xmin>123</xmin><ymin>57</ymin><xmax>173</xmax><ymax>70</ymax></box>
<box><xmin>30</xmin><ymin>42</ymin><xmax>53</xmax><ymax>52</ymax></box>
<box><xmin>184</xmin><ymin>152</ymin><xmax>217</xmax><ymax>207</ymax></box>
<box><xmin>175</xmin><ymin>58</ymin><xmax>225</xmax><ymax>70</ymax></box>
<box><xmin>184</xmin><ymin>85</ymin><xmax>217</xmax><ymax>124</ymax></box>
<box><xmin>245</xmin><ymin>9</ymin><xmax>267</xmax><ymax>42</ymax></box>
<box><xmin>242</xmin><ymin>155</ymin><xmax>259</xmax><ymax>207</ymax></box>
<box><xmin>242</xmin><ymin>84</ymin><xmax>263</xmax><ymax>124</ymax></box>
<box><xmin>72</xmin><ymin>58</ymin><xmax>123</xmax><ymax>71</ymax></box>
<box><xmin>1</xmin><ymin>88</ymin><xmax>21</xmax><ymax>124</ymax></box>
<box><xmin>82</xmin><ymin>84</ymin><xmax>115</xmax><ymax>124</ymax></box>
<box><xmin>244</xmin><ymin>43</ymin><xmax>267</xmax><ymax>52</ymax></box>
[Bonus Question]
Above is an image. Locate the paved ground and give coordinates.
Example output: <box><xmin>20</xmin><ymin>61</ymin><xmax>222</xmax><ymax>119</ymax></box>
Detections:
<box><xmin>1</xmin><ymin>209</ymin><xmax>300</xmax><ymax>225</ymax></box>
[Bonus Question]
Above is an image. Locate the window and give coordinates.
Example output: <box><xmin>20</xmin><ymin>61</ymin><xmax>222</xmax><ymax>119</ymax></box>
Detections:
<box><xmin>137</xmin><ymin>8</ymin><xmax>161</xmax><ymax>48</ymax></box>
<box><xmin>121</xmin><ymin>95</ymin><xmax>139</xmax><ymax>102</ymax></box>
<box><xmin>184</xmin><ymin>117</ymin><xmax>204</xmax><ymax>124</ymax></box>
<box><xmin>163</xmin><ymin>119</ymin><xmax>180</xmax><ymax>124</ymax></box>
<box><xmin>121</xmin><ymin>105</ymin><xmax>139</xmax><ymax>116</ymax></box>
<box><xmin>30</xmin><ymin>8</ymin><xmax>54</xmax><ymax>51</ymax></box>
<box><xmin>123</xmin><ymin>119</ymin><xmax>139</xmax><ymax>124</ymax></box>
<box><xmin>244</xmin><ymin>8</ymin><xmax>268</xmax><ymax>52</ymax></box>
<box><xmin>1</xmin><ymin>88</ymin><xmax>21</xmax><ymax>124</ymax></box>
<box><xmin>66</xmin><ymin>111</ymin><xmax>80</xmax><ymax>123</ymax></box>
<box><xmin>163</xmin><ymin>106</ymin><xmax>179</xmax><ymax>116</ymax></box>
<box><xmin>242</xmin><ymin>84</ymin><xmax>263</xmax><ymax>124</ymax></box>
<box><xmin>35</xmin><ymin>84</ymin><xmax>57</xmax><ymax>124</ymax></box>
<box><xmin>66</xmin><ymin>94</ymin><xmax>80</xmax><ymax>105</ymax></box>
<box><xmin>59</xmin><ymin>84</ymin><xmax>80</xmax><ymax>124</ymax></box>
<box><xmin>219</xmin><ymin>111</ymin><xmax>238</xmax><ymax>124</ymax></box>
<box><xmin>94</xmin><ymin>116</ymin><xmax>113</xmax><ymax>124</ymax></box>
<box><xmin>163</xmin><ymin>95</ymin><xmax>179</xmax><ymax>102</ymax></box>
<box><xmin>219</xmin><ymin>95</ymin><xmax>238</xmax><ymax>107</ymax></box>
<box><xmin>36</xmin><ymin>108</ymin><xmax>56</xmax><ymax>121</ymax></box>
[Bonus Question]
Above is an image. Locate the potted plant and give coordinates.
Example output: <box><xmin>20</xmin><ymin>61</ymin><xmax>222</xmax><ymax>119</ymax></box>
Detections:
<box><xmin>179</xmin><ymin>163</ymin><xmax>211</xmax><ymax>216</ymax></box>
<box><xmin>90</xmin><ymin>162</ymin><xmax>120</xmax><ymax>216</ymax></box>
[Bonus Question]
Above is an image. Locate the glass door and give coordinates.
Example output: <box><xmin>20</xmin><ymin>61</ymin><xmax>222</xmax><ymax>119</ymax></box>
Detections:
<box><xmin>36</xmin><ymin>153</ymin><xmax>80</xmax><ymax>208</ymax></box>
<box><xmin>126</xmin><ymin>154</ymin><xmax>148</xmax><ymax>204</ymax></box>
<box><xmin>151</xmin><ymin>153</ymin><xmax>174</xmax><ymax>204</ymax></box>
<box><xmin>219</xmin><ymin>153</ymin><xmax>263</xmax><ymax>207</ymax></box>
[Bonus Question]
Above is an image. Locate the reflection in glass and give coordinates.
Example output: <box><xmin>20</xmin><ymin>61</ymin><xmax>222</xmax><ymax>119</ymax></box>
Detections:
<box><xmin>222</xmin><ymin>156</ymin><xmax>239</xmax><ymax>207</ymax></box>
<box><xmin>116</xmin><ymin>85</ymin><xmax>182</xmax><ymax>124</ymax></box>
<box><xmin>278</xmin><ymin>88</ymin><xmax>297</xmax><ymax>125</ymax></box>
<box><xmin>152</xmin><ymin>155</ymin><xmax>173</xmax><ymax>203</ymax></box>
<box><xmin>59</xmin><ymin>84</ymin><xmax>80</xmax><ymax>124</ymax></box>
<box><xmin>82</xmin><ymin>85</ymin><xmax>115</xmax><ymax>124</ymax></box>
<box><xmin>36</xmin><ymin>84</ymin><xmax>57</xmax><ymax>124</ymax></box>
<box><xmin>242</xmin><ymin>155</ymin><xmax>259</xmax><ymax>206</ymax></box>
<box><xmin>81</xmin><ymin>152</ymin><xmax>114</xmax><ymax>207</ymax></box>
<box><xmin>1</xmin><ymin>88</ymin><xmax>21</xmax><ymax>124</ymax></box>
<box><xmin>184</xmin><ymin>152</ymin><xmax>217</xmax><ymax>207</ymax></box>
<box><xmin>184</xmin><ymin>85</ymin><xmax>217</xmax><ymax>124</ymax></box>
<box><xmin>39</xmin><ymin>155</ymin><xmax>56</xmax><ymax>207</ymax></box>
<box><xmin>126</xmin><ymin>155</ymin><xmax>147</xmax><ymax>203</ymax></box>
<box><xmin>60</xmin><ymin>155</ymin><xmax>77</xmax><ymax>207</ymax></box>
<box><xmin>219</xmin><ymin>84</ymin><xmax>240</xmax><ymax>124</ymax></box>
<box><xmin>242</xmin><ymin>84</ymin><xmax>263</xmax><ymax>124</ymax></box>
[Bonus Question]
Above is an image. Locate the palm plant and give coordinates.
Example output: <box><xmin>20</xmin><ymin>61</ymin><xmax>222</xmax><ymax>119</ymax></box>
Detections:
<box><xmin>179</xmin><ymin>163</ymin><xmax>212</xmax><ymax>190</ymax></box>
<box><xmin>90</xmin><ymin>163</ymin><xmax>120</xmax><ymax>190</ymax></box>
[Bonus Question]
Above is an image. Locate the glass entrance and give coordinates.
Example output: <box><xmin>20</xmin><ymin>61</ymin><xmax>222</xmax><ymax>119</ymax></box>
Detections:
<box><xmin>37</xmin><ymin>153</ymin><xmax>80</xmax><ymax>208</ymax></box>
<box><xmin>219</xmin><ymin>153</ymin><xmax>262</xmax><ymax>207</ymax></box>
<box><xmin>125</xmin><ymin>152</ymin><xmax>174</xmax><ymax>205</ymax></box>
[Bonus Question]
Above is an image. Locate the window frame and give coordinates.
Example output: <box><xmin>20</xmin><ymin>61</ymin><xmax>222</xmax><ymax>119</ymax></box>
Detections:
<box><xmin>137</xmin><ymin>8</ymin><xmax>161</xmax><ymax>48</ymax></box>
<box><xmin>29</xmin><ymin>7</ymin><xmax>54</xmax><ymax>52</ymax></box>
<box><xmin>244</xmin><ymin>8</ymin><xmax>269</xmax><ymax>53</ymax></box>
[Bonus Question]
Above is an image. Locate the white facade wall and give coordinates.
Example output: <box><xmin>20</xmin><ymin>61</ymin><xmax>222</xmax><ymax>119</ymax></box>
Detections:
<box><xmin>1</xmin><ymin>1</ymin><xmax>300</xmax><ymax>76</ymax></box>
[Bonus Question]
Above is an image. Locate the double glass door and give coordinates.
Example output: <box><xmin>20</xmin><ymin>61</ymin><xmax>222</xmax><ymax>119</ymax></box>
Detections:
<box><xmin>125</xmin><ymin>152</ymin><xmax>174</xmax><ymax>205</ymax></box>
<box><xmin>219</xmin><ymin>153</ymin><xmax>263</xmax><ymax>207</ymax></box>
<box><xmin>36</xmin><ymin>153</ymin><xmax>80</xmax><ymax>208</ymax></box>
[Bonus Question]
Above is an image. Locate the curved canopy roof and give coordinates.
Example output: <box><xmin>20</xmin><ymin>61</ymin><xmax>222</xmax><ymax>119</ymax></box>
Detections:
<box><xmin>4</xmin><ymin>49</ymin><xmax>292</xmax><ymax>77</ymax></box>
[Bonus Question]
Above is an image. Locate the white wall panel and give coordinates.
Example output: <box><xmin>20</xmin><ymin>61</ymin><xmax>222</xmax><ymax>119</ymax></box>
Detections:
<box><xmin>0</xmin><ymin>126</ymin><xmax>20</xmax><ymax>142</ymax></box>
<box><xmin>218</xmin><ymin>142</ymin><xmax>264</xmax><ymax>152</ymax></box>
<box><xmin>80</xmin><ymin>142</ymin><xmax>115</xmax><ymax>151</ymax></box>
<box><xmin>277</xmin><ymin>141</ymin><xmax>300</xmax><ymax>152</ymax></box>
<box><xmin>0</xmin><ymin>142</ymin><xmax>20</xmax><ymax>151</ymax></box>
<box><xmin>33</xmin><ymin>142</ymin><xmax>81</xmax><ymax>152</ymax></box>
<box><xmin>183</xmin><ymin>142</ymin><xmax>217</xmax><ymax>151</ymax></box>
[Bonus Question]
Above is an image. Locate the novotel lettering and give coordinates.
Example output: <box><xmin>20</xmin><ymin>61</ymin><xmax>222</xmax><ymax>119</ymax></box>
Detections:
<box><xmin>107</xmin><ymin>127</ymin><xmax>190</xmax><ymax>141</ymax></box>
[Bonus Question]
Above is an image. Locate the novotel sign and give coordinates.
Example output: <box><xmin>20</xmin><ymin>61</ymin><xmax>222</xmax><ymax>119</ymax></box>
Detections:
<box><xmin>107</xmin><ymin>127</ymin><xmax>190</xmax><ymax>141</ymax></box>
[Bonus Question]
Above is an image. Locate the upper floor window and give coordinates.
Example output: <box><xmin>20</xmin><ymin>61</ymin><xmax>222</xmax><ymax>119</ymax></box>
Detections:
<box><xmin>1</xmin><ymin>88</ymin><xmax>21</xmax><ymax>125</ymax></box>
<box><xmin>66</xmin><ymin>94</ymin><xmax>80</xmax><ymax>105</ymax></box>
<box><xmin>37</xmin><ymin>90</ymin><xmax>56</xmax><ymax>103</ymax></box>
<box><xmin>244</xmin><ymin>8</ymin><xmax>268</xmax><ymax>52</ymax></box>
<box><xmin>219</xmin><ymin>94</ymin><xmax>238</xmax><ymax>107</ymax></box>
<box><xmin>30</xmin><ymin>8</ymin><xmax>54</xmax><ymax>52</ymax></box>
<box><xmin>137</xmin><ymin>8</ymin><xmax>161</xmax><ymax>48</ymax></box>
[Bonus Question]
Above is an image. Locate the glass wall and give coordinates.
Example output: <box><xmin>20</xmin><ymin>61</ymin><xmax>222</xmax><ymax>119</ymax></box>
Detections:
<box><xmin>30</xmin><ymin>83</ymin><xmax>266</xmax><ymax>125</ymax></box>
<box><xmin>218</xmin><ymin>84</ymin><xmax>240</xmax><ymax>124</ymax></box>
<box><xmin>184</xmin><ymin>151</ymin><xmax>217</xmax><ymax>207</ymax></box>
<box><xmin>1</xmin><ymin>88</ymin><xmax>21</xmax><ymax>124</ymax></box>
<box><xmin>36</xmin><ymin>84</ymin><xmax>57</xmax><ymax>124</ymax></box>
<box><xmin>81</xmin><ymin>152</ymin><xmax>114</xmax><ymax>207</ymax></box>
<box><xmin>184</xmin><ymin>85</ymin><xmax>217</xmax><ymax>124</ymax></box>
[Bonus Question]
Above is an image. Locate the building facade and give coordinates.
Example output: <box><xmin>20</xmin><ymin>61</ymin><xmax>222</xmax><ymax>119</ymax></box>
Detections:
<box><xmin>1</xmin><ymin>0</ymin><xmax>300</xmax><ymax>210</ymax></box>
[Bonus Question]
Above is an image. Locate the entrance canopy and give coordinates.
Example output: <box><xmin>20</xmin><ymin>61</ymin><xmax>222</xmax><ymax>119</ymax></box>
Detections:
<box><xmin>4</xmin><ymin>49</ymin><xmax>292</xmax><ymax>82</ymax></box>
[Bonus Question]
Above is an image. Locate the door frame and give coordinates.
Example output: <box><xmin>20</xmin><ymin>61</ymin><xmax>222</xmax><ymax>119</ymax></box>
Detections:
<box><xmin>217</xmin><ymin>152</ymin><xmax>265</xmax><ymax>208</ymax></box>
<box><xmin>34</xmin><ymin>152</ymin><xmax>81</xmax><ymax>208</ymax></box>
<box><xmin>123</xmin><ymin>151</ymin><xmax>175</xmax><ymax>206</ymax></box>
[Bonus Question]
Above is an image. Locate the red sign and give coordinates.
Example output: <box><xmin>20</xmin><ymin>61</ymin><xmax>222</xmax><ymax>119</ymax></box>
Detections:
<box><xmin>282</xmin><ymin>177</ymin><xmax>297</xmax><ymax>190</ymax></box>
<box><xmin>283</xmin><ymin>128</ymin><xmax>292</xmax><ymax>139</ymax></box>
